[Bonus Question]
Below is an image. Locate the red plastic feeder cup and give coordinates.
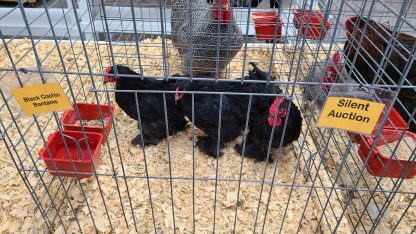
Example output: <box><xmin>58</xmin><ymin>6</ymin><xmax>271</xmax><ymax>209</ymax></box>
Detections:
<box><xmin>251</xmin><ymin>11</ymin><xmax>283</xmax><ymax>41</ymax></box>
<box><xmin>39</xmin><ymin>130</ymin><xmax>103</xmax><ymax>178</ymax></box>
<box><xmin>293</xmin><ymin>10</ymin><xmax>331</xmax><ymax>40</ymax></box>
<box><xmin>380</xmin><ymin>107</ymin><xmax>408</xmax><ymax>131</ymax></box>
<box><xmin>347</xmin><ymin>131</ymin><xmax>366</xmax><ymax>144</ymax></box>
<box><xmin>60</xmin><ymin>103</ymin><xmax>115</xmax><ymax>143</ymax></box>
<box><xmin>347</xmin><ymin>107</ymin><xmax>407</xmax><ymax>143</ymax></box>
<box><xmin>358</xmin><ymin>129</ymin><xmax>416</xmax><ymax>179</ymax></box>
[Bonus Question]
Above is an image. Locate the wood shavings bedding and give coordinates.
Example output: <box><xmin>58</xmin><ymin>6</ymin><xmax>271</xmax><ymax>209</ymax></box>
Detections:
<box><xmin>0</xmin><ymin>38</ymin><xmax>411</xmax><ymax>233</ymax></box>
<box><xmin>302</xmin><ymin>103</ymin><xmax>415</xmax><ymax>234</ymax></box>
<box><xmin>378</xmin><ymin>137</ymin><xmax>415</xmax><ymax>160</ymax></box>
<box><xmin>74</xmin><ymin>118</ymin><xmax>109</xmax><ymax>127</ymax></box>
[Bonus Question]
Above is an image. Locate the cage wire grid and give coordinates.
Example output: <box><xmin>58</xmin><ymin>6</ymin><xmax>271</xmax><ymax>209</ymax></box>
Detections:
<box><xmin>0</xmin><ymin>0</ymin><xmax>415</xmax><ymax>232</ymax></box>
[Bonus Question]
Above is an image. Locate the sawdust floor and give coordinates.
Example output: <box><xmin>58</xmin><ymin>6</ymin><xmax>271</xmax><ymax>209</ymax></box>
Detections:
<box><xmin>0</xmin><ymin>38</ymin><xmax>411</xmax><ymax>233</ymax></box>
<box><xmin>313</xmin><ymin>127</ymin><xmax>416</xmax><ymax>234</ymax></box>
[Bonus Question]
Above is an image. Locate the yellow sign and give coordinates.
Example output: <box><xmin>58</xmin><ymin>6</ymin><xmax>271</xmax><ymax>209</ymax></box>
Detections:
<box><xmin>317</xmin><ymin>97</ymin><xmax>385</xmax><ymax>134</ymax></box>
<box><xmin>11</xmin><ymin>83</ymin><xmax>72</xmax><ymax>115</ymax></box>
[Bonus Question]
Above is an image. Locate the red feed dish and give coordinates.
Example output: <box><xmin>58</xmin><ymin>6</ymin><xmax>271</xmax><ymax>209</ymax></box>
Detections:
<box><xmin>39</xmin><ymin>130</ymin><xmax>103</xmax><ymax>178</ymax></box>
<box><xmin>347</xmin><ymin>107</ymin><xmax>407</xmax><ymax>142</ymax></box>
<box><xmin>251</xmin><ymin>11</ymin><xmax>283</xmax><ymax>41</ymax></box>
<box><xmin>292</xmin><ymin>10</ymin><xmax>331</xmax><ymax>40</ymax></box>
<box><xmin>382</xmin><ymin>107</ymin><xmax>408</xmax><ymax>131</ymax></box>
<box><xmin>60</xmin><ymin>103</ymin><xmax>115</xmax><ymax>143</ymax></box>
<box><xmin>358</xmin><ymin>129</ymin><xmax>416</xmax><ymax>179</ymax></box>
<box><xmin>346</xmin><ymin>131</ymin><xmax>366</xmax><ymax>144</ymax></box>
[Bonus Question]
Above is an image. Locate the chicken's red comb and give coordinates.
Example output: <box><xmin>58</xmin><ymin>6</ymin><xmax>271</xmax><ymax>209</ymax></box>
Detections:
<box><xmin>213</xmin><ymin>0</ymin><xmax>231</xmax><ymax>25</ymax></box>
<box><xmin>326</xmin><ymin>51</ymin><xmax>342</xmax><ymax>71</ymax></box>
<box><xmin>104</xmin><ymin>66</ymin><xmax>112</xmax><ymax>74</ymax></box>
<box><xmin>269</xmin><ymin>96</ymin><xmax>285</xmax><ymax>115</ymax></box>
<box><xmin>332</xmin><ymin>51</ymin><xmax>341</xmax><ymax>63</ymax></box>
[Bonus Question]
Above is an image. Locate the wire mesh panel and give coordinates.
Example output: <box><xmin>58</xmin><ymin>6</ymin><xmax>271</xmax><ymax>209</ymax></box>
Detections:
<box><xmin>0</xmin><ymin>0</ymin><xmax>415</xmax><ymax>233</ymax></box>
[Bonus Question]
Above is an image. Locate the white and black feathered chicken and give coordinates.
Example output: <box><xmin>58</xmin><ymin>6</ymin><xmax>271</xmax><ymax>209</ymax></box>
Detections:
<box><xmin>171</xmin><ymin>0</ymin><xmax>243</xmax><ymax>77</ymax></box>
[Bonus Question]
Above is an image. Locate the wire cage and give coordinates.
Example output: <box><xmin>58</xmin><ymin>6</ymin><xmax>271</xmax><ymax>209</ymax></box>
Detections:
<box><xmin>0</xmin><ymin>0</ymin><xmax>415</xmax><ymax>232</ymax></box>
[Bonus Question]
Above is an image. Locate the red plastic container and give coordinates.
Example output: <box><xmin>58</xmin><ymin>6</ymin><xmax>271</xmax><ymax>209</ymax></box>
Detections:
<box><xmin>39</xmin><ymin>130</ymin><xmax>103</xmax><ymax>178</ymax></box>
<box><xmin>251</xmin><ymin>11</ymin><xmax>283</xmax><ymax>41</ymax></box>
<box><xmin>60</xmin><ymin>103</ymin><xmax>115</xmax><ymax>143</ymax></box>
<box><xmin>347</xmin><ymin>131</ymin><xmax>366</xmax><ymax>144</ymax></box>
<box><xmin>382</xmin><ymin>108</ymin><xmax>407</xmax><ymax>131</ymax></box>
<box><xmin>293</xmin><ymin>10</ymin><xmax>331</xmax><ymax>40</ymax></box>
<box><xmin>358</xmin><ymin>129</ymin><xmax>416</xmax><ymax>179</ymax></box>
<box><xmin>347</xmin><ymin>107</ymin><xmax>407</xmax><ymax>142</ymax></box>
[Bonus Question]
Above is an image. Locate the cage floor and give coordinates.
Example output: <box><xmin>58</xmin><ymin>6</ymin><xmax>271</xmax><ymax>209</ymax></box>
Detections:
<box><xmin>303</xmin><ymin>107</ymin><xmax>416</xmax><ymax>234</ymax></box>
<box><xmin>0</xmin><ymin>38</ymin><xmax>413</xmax><ymax>233</ymax></box>
<box><xmin>295</xmin><ymin>45</ymin><xmax>416</xmax><ymax>234</ymax></box>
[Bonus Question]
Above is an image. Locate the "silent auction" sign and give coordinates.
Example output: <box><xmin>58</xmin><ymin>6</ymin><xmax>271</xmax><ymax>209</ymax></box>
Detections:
<box><xmin>12</xmin><ymin>83</ymin><xmax>72</xmax><ymax>115</ymax></box>
<box><xmin>317</xmin><ymin>97</ymin><xmax>385</xmax><ymax>134</ymax></box>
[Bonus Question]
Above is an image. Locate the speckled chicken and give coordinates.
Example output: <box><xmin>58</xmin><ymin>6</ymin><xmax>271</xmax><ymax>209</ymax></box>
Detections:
<box><xmin>171</xmin><ymin>0</ymin><xmax>243</xmax><ymax>76</ymax></box>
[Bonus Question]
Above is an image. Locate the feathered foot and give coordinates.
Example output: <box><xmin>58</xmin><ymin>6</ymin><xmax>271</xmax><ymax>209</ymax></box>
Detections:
<box><xmin>196</xmin><ymin>136</ymin><xmax>224</xmax><ymax>158</ymax></box>
<box><xmin>234</xmin><ymin>142</ymin><xmax>273</xmax><ymax>163</ymax></box>
<box><xmin>131</xmin><ymin>134</ymin><xmax>162</xmax><ymax>146</ymax></box>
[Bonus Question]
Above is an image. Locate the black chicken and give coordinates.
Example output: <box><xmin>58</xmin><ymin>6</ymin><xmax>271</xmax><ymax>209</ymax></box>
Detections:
<box><xmin>235</xmin><ymin>95</ymin><xmax>303</xmax><ymax>162</ymax></box>
<box><xmin>344</xmin><ymin>16</ymin><xmax>416</xmax><ymax>132</ymax></box>
<box><xmin>174</xmin><ymin>62</ymin><xmax>278</xmax><ymax>158</ymax></box>
<box><xmin>234</xmin><ymin>63</ymin><xmax>303</xmax><ymax>162</ymax></box>
<box><xmin>103</xmin><ymin>65</ymin><xmax>187</xmax><ymax>146</ymax></box>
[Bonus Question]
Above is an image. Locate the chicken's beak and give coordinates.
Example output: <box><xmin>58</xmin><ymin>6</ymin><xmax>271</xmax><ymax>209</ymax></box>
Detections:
<box><xmin>103</xmin><ymin>80</ymin><xmax>109</xmax><ymax>84</ymax></box>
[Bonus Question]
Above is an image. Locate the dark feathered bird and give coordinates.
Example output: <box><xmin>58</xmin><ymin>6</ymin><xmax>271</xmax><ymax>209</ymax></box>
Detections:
<box><xmin>104</xmin><ymin>65</ymin><xmax>187</xmax><ymax>146</ymax></box>
<box><xmin>174</xmin><ymin>62</ymin><xmax>278</xmax><ymax>158</ymax></box>
<box><xmin>344</xmin><ymin>16</ymin><xmax>416</xmax><ymax>132</ymax></box>
<box><xmin>235</xmin><ymin>95</ymin><xmax>302</xmax><ymax>161</ymax></box>
<box><xmin>232</xmin><ymin>62</ymin><xmax>303</xmax><ymax>161</ymax></box>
